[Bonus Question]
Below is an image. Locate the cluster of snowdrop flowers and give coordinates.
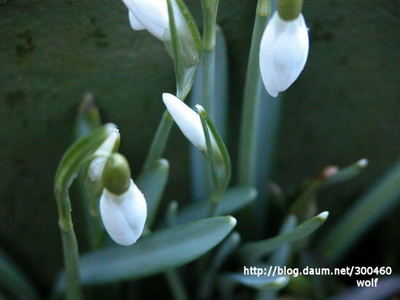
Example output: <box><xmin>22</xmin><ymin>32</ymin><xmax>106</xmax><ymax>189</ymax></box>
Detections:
<box><xmin>259</xmin><ymin>0</ymin><xmax>309</xmax><ymax>97</ymax></box>
<box><xmin>88</xmin><ymin>131</ymin><xmax>147</xmax><ymax>246</ymax></box>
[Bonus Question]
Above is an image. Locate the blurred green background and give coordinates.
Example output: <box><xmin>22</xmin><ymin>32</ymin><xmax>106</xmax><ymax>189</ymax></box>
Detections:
<box><xmin>0</xmin><ymin>0</ymin><xmax>399</xmax><ymax>294</ymax></box>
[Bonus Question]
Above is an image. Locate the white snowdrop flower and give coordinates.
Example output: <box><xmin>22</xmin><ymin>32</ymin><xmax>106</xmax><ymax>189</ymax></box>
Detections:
<box><xmin>122</xmin><ymin>0</ymin><xmax>170</xmax><ymax>42</ymax></box>
<box><xmin>162</xmin><ymin>93</ymin><xmax>209</xmax><ymax>151</ymax></box>
<box><xmin>88</xmin><ymin>129</ymin><xmax>120</xmax><ymax>182</ymax></box>
<box><xmin>259</xmin><ymin>11</ymin><xmax>309</xmax><ymax>97</ymax></box>
<box><xmin>100</xmin><ymin>179</ymin><xmax>147</xmax><ymax>246</ymax></box>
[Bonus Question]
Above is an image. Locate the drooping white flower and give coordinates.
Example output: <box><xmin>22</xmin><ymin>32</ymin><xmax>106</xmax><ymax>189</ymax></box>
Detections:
<box><xmin>259</xmin><ymin>11</ymin><xmax>309</xmax><ymax>97</ymax></box>
<box><xmin>163</xmin><ymin>93</ymin><xmax>208</xmax><ymax>151</ymax></box>
<box><xmin>88</xmin><ymin>129</ymin><xmax>120</xmax><ymax>182</ymax></box>
<box><xmin>100</xmin><ymin>179</ymin><xmax>147</xmax><ymax>246</ymax></box>
<box><xmin>122</xmin><ymin>0</ymin><xmax>170</xmax><ymax>42</ymax></box>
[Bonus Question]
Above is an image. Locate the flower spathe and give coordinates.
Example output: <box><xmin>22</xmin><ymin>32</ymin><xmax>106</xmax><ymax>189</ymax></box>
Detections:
<box><xmin>122</xmin><ymin>0</ymin><xmax>170</xmax><ymax>42</ymax></box>
<box><xmin>163</xmin><ymin>93</ymin><xmax>208</xmax><ymax>151</ymax></box>
<box><xmin>259</xmin><ymin>12</ymin><xmax>309</xmax><ymax>97</ymax></box>
<box><xmin>88</xmin><ymin>129</ymin><xmax>120</xmax><ymax>182</ymax></box>
<box><xmin>100</xmin><ymin>179</ymin><xmax>147</xmax><ymax>246</ymax></box>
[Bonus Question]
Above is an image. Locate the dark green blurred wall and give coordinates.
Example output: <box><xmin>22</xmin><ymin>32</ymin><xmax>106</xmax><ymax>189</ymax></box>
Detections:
<box><xmin>0</xmin><ymin>0</ymin><xmax>399</xmax><ymax>290</ymax></box>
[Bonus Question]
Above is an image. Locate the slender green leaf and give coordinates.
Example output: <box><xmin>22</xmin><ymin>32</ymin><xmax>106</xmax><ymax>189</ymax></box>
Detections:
<box><xmin>165</xmin><ymin>201</ymin><xmax>179</xmax><ymax>227</ymax></box>
<box><xmin>136</xmin><ymin>159</ymin><xmax>169</xmax><ymax>228</ymax></box>
<box><xmin>177</xmin><ymin>187</ymin><xmax>257</xmax><ymax>224</ymax></box>
<box><xmin>320</xmin><ymin>158</ymin><xmax>400</xmax><ymax>263</ymax></box>
<box><xmin>0</xmin><ymin>249</ymin><xmax>38</xmax><ymax>300</ymax></box>
<box><xmin>240</xmin><ymin>212</ymin><xmax>329</xmax><ymax>262</ymax></box>
<box><xmin>321</xmin><ymin>158</ymin><xmax>368</xmax><ymax>188</ymax></box>
<box><xmin>56</xmin><ymin>216</ymin><xmax>236</xmax><ymax>288</ymax></box>
<box><xmin>224</xmin><ymin>273</ymin><xmax>289</xmax><ymax>291</ymax></box>
<box><xmin>210</xmin><ymin>232</ymin><xmax>241</xmax><ymax>274</ymax></box>
<box><xmin>199</xmin><ymin>232</ymin><xmax>241</xmax><ymax>299</ymax></box>
<box><xmin>257</xmin><ymin>216</ymin><xmax>297</xmax><ymax>300</ymax></box>
<box><xmin>288</xmin><ymin>180</ymin><xmax>319</xmax><ymax>220</ymax></box>
<box><xmin>164</xmin><ymin>270</ymin><xmax>188</xmax><ymax>300</ymax></box>
<box><xmin>269</xmin><ymin>215</ymin><xmax>297</xmax><ymax>267</ymax></box>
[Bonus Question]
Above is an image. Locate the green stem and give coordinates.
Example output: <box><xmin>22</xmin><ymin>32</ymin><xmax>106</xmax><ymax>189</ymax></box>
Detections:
<box><xmin>142</xmin><ymin>110</ymin><xmax>174</xmax><ymax>171</ymax></box>
<box><xmin>201</xmin><ymin>49</ymin><xmax>216</xmax><ymax>119</ymax></box>
<box><xmin>55</xmin><ymin>188</ymin><xmax>82</xmax><ymax>300</ymax></box>
<box><xmin>198</xmin><ymin>69</ymin><xmax>215</xmax><ymax>200</ymax></box>
<box><xmin>237</xmin><ymin>8</ymin><xmax>269</xmax><ymax>187</ymax></box>
<box><xmin>198</xmin><ymin>0</ymin><xmax>218</xmax><ymax>195</ymax></box>
<box><xmin>200</xmin><ymin>0</ymin><xmax>218</xmax><ymax>116</ymax></box>
<box><xmin>164</xmin><ymin>270</ymin><xmax>188</xmax><ymax>300</ymax></box>
<box><xmin>88</xmin><ymin>203</ymin><xmax>104</xmax><ymax>250</ymax></box>
<box><xmin>201</xmin><ymin>0</ymin><xmax>219</xmax><ymax>51</ymax></box>
<box><xmin>208</xmin><ymin>192</ymin><xmax>222</xmax><ymax>217</ymax></box>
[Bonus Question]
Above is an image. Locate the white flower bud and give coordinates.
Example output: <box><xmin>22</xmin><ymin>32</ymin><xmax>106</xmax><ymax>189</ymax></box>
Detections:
<box><xmin>88</xmin><ymin>129</ymin><xmax>120</xmax><ymax>182</ymax></box>
<box><xmin>163</xmin><ymin>93</ymin><xmax>207</xmax><ymax>151</ymax></box>
<box><xmin>100</xmin><ymin>179</ymin><xmax>147</xmax><ymax>246</ymax></box>
<box><xmin>259</xmin><ymin>12</ymin><xmax>309</xmax><ymax>97</ymax></box>
<box><xmin>122</xmin><ymin>0</ymin><xmax>170</xmax><ymax>42</ymax></box>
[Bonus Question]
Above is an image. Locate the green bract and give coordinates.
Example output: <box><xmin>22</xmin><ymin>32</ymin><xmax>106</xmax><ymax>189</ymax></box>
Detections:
<box><xmin>166</xmin><ymin>0</ymin><xmax>201</xmax><ymax>100</ymax></box>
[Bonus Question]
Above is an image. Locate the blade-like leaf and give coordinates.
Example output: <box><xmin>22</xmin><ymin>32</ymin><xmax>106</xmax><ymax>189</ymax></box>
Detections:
<box><xmin>198</xmin><ymin>232</ymin><xmax>241</xmax><ymax>299</ymax></box>
<box><xmin>58</xmin><ymin>216</ymin><xmax>236</xmax><ymax>287</ymax></box>
<box><xmin>320</xmin><ymin>158</ymin><xmax>400</xmax><ymax>263</ymax></box>
<box><xmin>321</xmin><ymin>158</ymin><xmax>368</xmax><ymax>188</ymax></box>
<box><xmin>177</xmin><ymin>187</ymin><xmax>257</xmax><ymax>224</ymax></box>
<box><xmin>240</xmin><ymin>212</ymin><xmax>329</xmax><ymax>262</ymax></box>
<box><xmin>0</xmin><ymin>249</ymin><xmax>38</xmax><ymax>300</ymax></box>
<box><xmin>224</xmin><ymin>272</ymin><xmax>289</xmax><ymax>291</ymax></box>
<box><xmin>257</xmin><ymin>216</ymin><xmax>297</xmax><ymax>300</ymax></box>
<box><xmin>136</xmin><ymin>159</ymin><xmax>169</xmax><ymax>228</ymax></box>
<box><xmin>269</xmin><ymin>215</ymin><xmax>297</xmax><ymax>267</ymax></box>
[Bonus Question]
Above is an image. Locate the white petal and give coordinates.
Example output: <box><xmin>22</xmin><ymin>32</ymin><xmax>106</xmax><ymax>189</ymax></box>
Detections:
<box><xmin>122</xmin><ymin>0</ymin><xmax>170</xmax><ymax>41</ymax></box>
<box><xmin>88</xmin><ymin>129</ymin><xmax>120</xmax><ymax>181</ymax></box>
<box><xmin>100</xmin><ymin>180</ymin><xmax>147</xmax><ymax>246</ymax></box>
<box><xmin>259</xmin><ymin>12</ymin><xmax>309</xmax><ymax>97</ymax></box>
<box><xmin>162</xmin><ymin>93</ymin><xmax>207</xmax><ymax>151</ymax></box>
<box><xmin>128</xmin><ymin>11</ymin><xmax>145</xmax><ymax>31</ymax></box>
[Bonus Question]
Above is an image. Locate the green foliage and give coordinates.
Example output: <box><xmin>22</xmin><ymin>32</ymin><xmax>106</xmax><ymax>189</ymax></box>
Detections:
<box><xmin>239</xmin><ymin>212</ymin><xmax>329</xmax><ymax>263</ymax></box>
<box><xmin>136</xmin><ymin>159</ymin><xmax>170</xmax><ymax>228</ymax></box>
<box><xmin>66</xmin><ymin>216</ymin><xmax>236</xmax><ymax>286</ymax></box>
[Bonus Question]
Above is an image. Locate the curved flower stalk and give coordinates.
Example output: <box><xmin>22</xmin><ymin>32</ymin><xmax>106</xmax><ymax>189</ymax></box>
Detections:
<box><xmin>259</xmin><ymin>0</ymin><xmax>309</xmax><ymax>97</ymax></box>
<box><xmin>100</xmin><ymin>153</ymin><xmax>147</xmax><ymax>246</ymax></box>
<box><xmin>122</xmin><ymin>0</ymin><xmax>170</xmax><ymax>41</ymax></box>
